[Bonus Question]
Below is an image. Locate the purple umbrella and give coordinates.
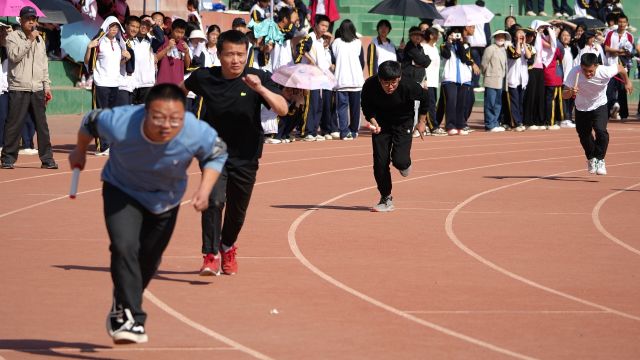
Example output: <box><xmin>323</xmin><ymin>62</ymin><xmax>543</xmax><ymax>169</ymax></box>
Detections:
<box><xmin>0</xmin><ymin>0</ymin><xmax>46</xmax><ymax>17</ymax></box>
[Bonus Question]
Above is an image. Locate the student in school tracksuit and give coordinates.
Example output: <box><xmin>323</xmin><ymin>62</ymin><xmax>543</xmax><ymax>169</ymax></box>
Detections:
<box><xmin>505</xmin><ymin>28</ymin><xmax>532</xmax><ymax>131</ymax></box>
<box><xmin>127</xmin><ymin>16</ymin><xmax>164</xmax><ymax>105</ymax></box>
<box><xmin>541</xmin><ymin>31</ymin><xmax>564</xmax><ymax>130</ymax></box>
<box><xmin>295</xmin><ymin>15</ymin><xmax>331</xmax><ymax>141</ymax></box>
<box><xmin>366</xmin><ymin>19</ymin><xmax>397</xmax><ymax>78</ymax></box>
<box><xmin>85</xmin><ymin>16</ymin><xmax>132</xmax><ymax>154</ymax></box>
<box><xmin>440</xmin><ymin>27</ymin><xmax>478</xmax><ymax>135</ymax></box>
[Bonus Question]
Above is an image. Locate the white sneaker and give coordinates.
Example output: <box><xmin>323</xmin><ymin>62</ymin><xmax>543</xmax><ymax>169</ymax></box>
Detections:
<box><xmin>330</xmin><ymin>132</ymin><xmax>340</xmax><ymax>139</ymax></box>
<box><xmin>315</xmin><ymin>135</ymin><xmax>326</xmax><ymax>141</ymax></box>
<box><xmin>562</xmin><ymin>12</ymin><xmax>570</xmax><ymax>17</ymax></box>
<box><xmin>527</xmin><ymin>125</ymin><xmax>538</xmax><ymax>131</ymax></box>
<box><xmin>265</xmin><ymin>138</ymin><xmax>282</xmax><ymax>144</ymax></box>
<box><xmin>526</xmin><ymin>11</ymin><xmax>536</xmax><ymax>16</ymax></box>
<box><xmin>303</xmin><ymin>135</ymin><xmax>316</xmax><ymax>142</ymax></box>
<box><xmin>19</xmin><ymin>148</ymin><xmax>38</xmax><ymax>155</ymax></box>
<box><xmin>515</xmin><ymin>125</ymin><xmax>526</xmax><ymax>132</ymax></box>
<box><xmin>95</xmin><ymin>149</ymin><xmax>110</xmax><ymax>156</ymax></box>
<box><xmin>447</xmin><ymin>128</ymin><xmax>459</xmax><ymax>136</ymax></box>
<box><xmin>537</xmin><ymin>125</ymin><xmax>548</xmax><ymax>130</ymax></box>
<box><xmin>458</xmin><ymin>129</ymin><xmax>469</xmax><ymax>136</ymax></box>
<box><xmin>538</xmin><ymin>11</ymin><xmax>548</xmax><ymax>16</ymax></box>
<box><xmin>324</xmin><ymin>134</ymin><xmax>333</xmax><ymax>140</ymax></box>
<box><xmin>595</xmin><ymin>159</ymin><xmax>607</xmax><ymax>175</ymax></box>
<box><xmin>412</xmin><ymin>129</ymin><xmax>421</xmax><ymax>138</ymax></box>
<box><xmin>488</xmin><ymin>126</ymin><xmax>505</xmax><ymax>132</ymax></box>
<box><xmin>342</xmin><ymin>133</ymin><xmax>354</xmax><ymax>141</ymax></box>
<box><xmin>554</xmin><ymin>12</ymin><xmax>563</xmax><ymax>17</ymax></box>
<box><xmin>587</xmin><ymin>158</ymin><xmax>597</xmax><ymax>174</ymax></box>
<box><xmin>432</xmin><ymin>128</ymin><xmax>448</xmax><ymax>136</ymax></box>
<box><xmin>548</xmin><ymin>124</ymin><xmax>561</xmax><ymax>130</ymax></box>
<box><xmin>610</xmin><ymin>103</ymin><xmax>620</xmax><ymax>120</ymax></box>
<box><xmin>371</xmin><ymin>195</ymin><xmax>394</xmax><ymax>212</ymax></box>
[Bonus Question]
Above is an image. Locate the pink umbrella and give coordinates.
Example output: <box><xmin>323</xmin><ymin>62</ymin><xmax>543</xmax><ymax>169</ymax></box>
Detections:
<box><xmin>271</xmin><ymin>64</ymin><xmax>337</xmax><ymax>90</ymax></box>
<box><xmin>0</xmin><ymin>0</ymin><xmax>46</xmax><ymax>17</ymax></box>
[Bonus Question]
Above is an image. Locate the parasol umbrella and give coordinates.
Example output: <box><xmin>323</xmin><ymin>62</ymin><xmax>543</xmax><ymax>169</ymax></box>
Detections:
<box><xmin>61</xmin><ymin>19</ymin><xmax>100</xmax><ymax>63</ymax></box>
<box><xmin>570</xmin><ymin>17</ymin><xmax>606</xmax><ymax>30</ymax></box>
<box><xmin>0</xmin><ymin>0</ymin><xmax>45</xmax><ymax>17</ymax></box>
<box><xmin>271</xmin><ymin>64</ymin><xmax>337</xmax><ymax>90</ymax></box>
<box><xmin>435</xmin><ymin>4</ymin><xmax>494</xmax><ymax>27</ymax></box>
<box><xmin>31</xmin><ymin>0</ymin><xmax>83</xmax><ymax>24</ymax></box>
<box><xmin>369</xmin><ymin>0</ymin><xmax>442</xmax><ymax>41</ymax></box>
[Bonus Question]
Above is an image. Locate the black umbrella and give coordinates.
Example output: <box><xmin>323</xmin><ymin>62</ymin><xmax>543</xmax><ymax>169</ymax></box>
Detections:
<box><xmin>32</xmin><ymin>0</ymin><xmax>83</xmax><ymax>24</ymax></box>
<box><xmin>369</xmin><ymin>0</ymin><xmax>443</xmax><ymax>41</ymax></box>
<box><xmin>571</xmin><ymin>17</ymin><xmax>606</xmax><ymax>30</ymax></box>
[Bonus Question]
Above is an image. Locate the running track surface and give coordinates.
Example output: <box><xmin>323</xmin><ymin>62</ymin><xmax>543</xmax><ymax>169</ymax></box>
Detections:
<box><xmin>1</xmin><ymin>110</ymin><xmax>639</xmax><ymax>360</ymax></box>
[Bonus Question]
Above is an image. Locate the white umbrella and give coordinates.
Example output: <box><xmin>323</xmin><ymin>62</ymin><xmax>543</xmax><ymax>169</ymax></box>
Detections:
<box><xmin>271</xmin><ymin>64</ymin><xmax>337</xmax><ymax>90</ymax></box>
<box><xmin>435</xmin><ymin>5</ymin><xmax>494</xmax><ymax>27</ymax></box>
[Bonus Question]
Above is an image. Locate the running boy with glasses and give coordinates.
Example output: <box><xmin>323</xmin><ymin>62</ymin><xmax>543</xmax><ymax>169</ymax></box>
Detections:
<box><xmin>68</xmin><ymin>83</ymin><xmax>228</xmax><ymax>344</ymax></box>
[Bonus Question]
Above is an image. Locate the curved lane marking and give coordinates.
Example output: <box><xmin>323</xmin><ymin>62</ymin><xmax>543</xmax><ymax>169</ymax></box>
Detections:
<box><xmin>592</xmin><ymin>181</ymin><xmax>640</xmax><ymax>256</ymax></box>
<box><xmin>444</xmin><ymin>161</ymin><xmax>640</xmax><ymax>322</ymax></box>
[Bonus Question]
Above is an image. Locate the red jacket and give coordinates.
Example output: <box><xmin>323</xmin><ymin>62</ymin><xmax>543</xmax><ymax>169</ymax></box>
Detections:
<box><xmin>309</xmin><ymin>0</ymin><xmax>340</xmax><ymax>25</ymax></box>
<box><xmin>543</xmin><ymin>47</ymin><xmax>564</xmax><ymax>87</ymax></box>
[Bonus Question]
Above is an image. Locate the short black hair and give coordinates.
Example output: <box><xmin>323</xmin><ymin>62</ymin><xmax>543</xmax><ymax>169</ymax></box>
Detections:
<box><xmin>580</xmin><ymin>53</ymin><xmax>599</xmax><ymax>67</ymax></box>
<box><xmin>315</xmin><ymin>14</ymin><xmax>330</xmax><ymax>25</ymax></box>
<box><xmin>207</xmin><ymin>24</ymin><xmax>221</xmax><ymax>34</ymax></box>
<box><xmin>425</xmin><ymin>27</ymin><xmax>439</xmax><ymax>41</ymax></box>
<box><xmin>172</xmin><ymin>18</ymin><xmax>188</xmax><ymax>31</ymax></box>
<box><xmin>187</xmin><ymin>0</ymin><xmax>199</xmax><ymax>8</ymax></box>
<box><xmin>276</xmin><ymin>7</ymin><xmax>293</xmax><ymax>22</ymax></box>
<box><xmin>144</xmin><ymin>84</ymin><xmax>187</xmax><ymax>110</ymax></box>
<box><xmin>151</xmin><ymin>11</ymin><xmax>165</xmax><ymax>19</ymax></box>
<box><xmin>378</xmin><ymin>60</ymin><xmax>402</xmax><ymax>80</ymax></box>
<box><xmin>125</xmin><ymin>15</ymin><xmax>141</xmax><ymax>25</ymax></box>
<box><xmin>217</xmin><ymin>29</ymin><xmax>249</xmax><ymax>52</ymax></box>
<box><xmin>376</xmin><ymin>19</ymin><xmax>392</xmax><ymax>31</ymax></box>
<box><xmin>617</xmin><ymin>13</ymin><xmax>628</xmax><ymax>22</ymax></box>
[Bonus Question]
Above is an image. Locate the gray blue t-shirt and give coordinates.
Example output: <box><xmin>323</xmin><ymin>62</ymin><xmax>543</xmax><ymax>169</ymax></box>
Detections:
<box><xmin>80</xmin><ymin>105</ymin><xmax>228</xmax><ymax>214</ymax></box>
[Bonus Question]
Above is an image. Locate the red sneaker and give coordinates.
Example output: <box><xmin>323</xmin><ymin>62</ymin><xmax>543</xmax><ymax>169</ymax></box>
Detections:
<box><xmin>199</xmin><ymin>253</ymin><xmax>221</xmax><ymax>276</ymax></box>
<box><xmin>221</xmin><ymin>246</ymin><xmax>238</xmax><ymax>275</ymax></box>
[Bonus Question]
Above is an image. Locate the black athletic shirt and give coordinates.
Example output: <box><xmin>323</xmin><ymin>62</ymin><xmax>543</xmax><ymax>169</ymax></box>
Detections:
<box><xmin>185</xmin><ymin>67</ymin><xmax>282</xmax><ymax>161</ymax></box>
<box><xmin>361</xmin><ymin>77</ymin><xmax>428</xmax><ymax>126</ymax></box>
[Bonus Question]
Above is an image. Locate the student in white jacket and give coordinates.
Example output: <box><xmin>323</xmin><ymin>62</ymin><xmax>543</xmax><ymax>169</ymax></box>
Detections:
<box><xmin>331</xmin><ymin>19</ymin><xmax>365</xmax><ymax>140</ymax></box>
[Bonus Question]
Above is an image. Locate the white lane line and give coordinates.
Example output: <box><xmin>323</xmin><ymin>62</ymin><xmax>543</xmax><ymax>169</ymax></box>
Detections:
<box><xmin>405</xmin><ymin>310</ymin><xmax>609</xmax><ymax>315</ymax></box>
<box><xmin>592</xmin><ymin>182</ymin><xmax>640</xmax><ymax>256</ymax></box>
<box><xmin>0</xmin><ymin>188</ymin><xmax>102</xmax><ymax>219</ymax></box>
<box><xmin>286</xmin><ymin>153</ymin><xmax>640</xmax><ymax>358</ymax></box>
<box><xmin>0</xmin><ymin>168</ymin><xmax>102</xmax><ymax>185</ymax></box>
<box><xmin>445</xmin><ymin>161</ymin><xmax>640</xmax><ymax>322</ymax></box>
<box><xmin>143</xmin><ymin>291</ymin><xmax>273</xmax><ymax>360</ymax></box>
<box><xmin>0</xmin><ymin>347</ymin><xmax>236</xmax><ymax>353</ymax></box>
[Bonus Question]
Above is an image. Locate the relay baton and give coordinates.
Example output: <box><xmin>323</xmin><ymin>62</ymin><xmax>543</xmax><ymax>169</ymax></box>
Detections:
<box><xmin>69</xmin><ymin>168</ymin><xmax>80</xmax><ymax>199</ymax></box>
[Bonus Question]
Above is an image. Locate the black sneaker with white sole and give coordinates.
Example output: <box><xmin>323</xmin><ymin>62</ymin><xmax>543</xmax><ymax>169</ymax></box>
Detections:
<box><xmin>106</xmin><ymin>303</ymin><xmax>148</xmax><ymax>344</ymax></box>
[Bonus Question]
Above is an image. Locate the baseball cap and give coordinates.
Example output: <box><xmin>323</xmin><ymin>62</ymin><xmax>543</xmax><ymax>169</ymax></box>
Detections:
<box><xmin>19</xmin><ymin>6</ymin><xmax>38</xmax><ymax>19</ymax></box>
<box><xmin>232</xmin><ymin>17</ymin><xmax>247</xmax><ymax>28</ymax></box>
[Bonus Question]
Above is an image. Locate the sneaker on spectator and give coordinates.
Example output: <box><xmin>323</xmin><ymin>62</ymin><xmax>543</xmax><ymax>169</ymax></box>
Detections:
<box><xmin>95</xmin><ymin>148</ymin><xmax>110</xmax><ymax>156</ymax></box>
<box><xmin>282</xmin><ymin>138</ymin><xmax>291</xmax><ymax>143</ymax></box>
<box><xmin>515</xmin><ymin>125</ymin><xmax>526</xmax><ymax>132</ymax></box>
<box><xmin>412</xmin><ymin>129</ymin><xmax>421</xmax><ymax>138</ymax></box>
<box><xmin>200</xmin><ymin>253</ymin><xmax>221</xmax><ymax>276</ymax></box>
<box><xmin>423</xmin><ymin>130</ymin><xmax>432</xmax><ymax>136</ymax></box>
<box><xmin>221</xmin><ymin>245</ymin><xmax>238</xmax><ymax>275</ymax></box>
<box><xmin>463</xmin><ymin>126</ymin><xmax>474</xmax><ymax>133</ymax></box>
<box><xmin>265</xmin><ymin>138</ymin><xmax>282</xmax><ymax>144</ymax></box>
<box><xmin>432</xmin><ymin>128</ymin><xmax>448</xmax><ymax>136</ymax></box>
<box><xmin>554</xmin><ymin>12</ymin><xmax>563</xmax><ymax>17</ymax></box>
<box><xmin>548</xmin><ymin>124</ymin><xmax>561</xmax><ymax>130</ymax></box>
<box><xmin>595</xmin><ymin>159</ymin><xmax>607</xmax><ymax>175</ymax></box>
<box><xmin>560</xmin><ymin>120</ymin><xmax>574</xmax><ymax>128</ymax></box>
<box><xmin>108</xmin><ymin>306</ymin><xmax>148</xmax><ymax>344</ymax></box>
<box><xmin>342</xmin><ymin>133</ymin><xmax>354</xmax><ymax>141</ymax></box>
<box><xmin>527</xmin><ymin>125</ymin><xmax>538</xmax><ymax>131</ymax></box>
<box><xmin>610</xmin><ymin>102</ymin><xmax>620</xmax><ymax>120</ymax></box>
<box><xmin>447</xmin><ymin>128</ymin><xmax>459</xmax><ymax>136</ymax></box>
<box><xmin>538</xmin><ymin>11</ymin><xmax>548</xmax><ymax>16</ymax></box>
<box><xmin>562</xmin><ymin>12</ymin><xmax>570</xmax><ymax>17</ymax></box>
<box><xmin>537</xmin><ymin>125</ymin><xmax>548</xmax><ymax>130</ymax></box>
<box><xmin>41</xmin><ymin>161</ymin><xmax>58</xmax><ymax>169</ymax></box>
<box><xmin>18</xmin><ymin>148</ymin><xmax>38</xmax><ymax>155</ymax></box>
<box><xmin>1</xmin><ymin>162</ymin><xmax>15</xmax><ymax>169</ymax></box>
<box><xmin>458</xmin><ymin>129</ymin><xmax>469</xmax><ymax>135</ymax></box>
<box><xmin>315</xmin><ymin>135</ymin><xmax>326</xmax><ymax>141</ymax></box>
<box><xmin>399</xmin><ymin>165</ymin><xmax>411</xmax><ymax>177</ymax></box>
<box><xmin>587</xmin><ymin>158</ymin><xmax>597</xmax><ymax>174</ymax></box>
<box><xmin>526</xmin><ymin>10</ymin><xmax>536</xmax><ymax>15</ymax></box>
<box><xmin>324</xmin><ymin>134</ymin><xmax>333</xmax><ymax>140</ymax></box>
<box><xmin>488</xmin><ymin>126</ymin><xmax>505</xmax><ymax>132</ymax></box>
<box><xmin>330</xmin><ymin>131</ymin><xmax>340</xmax><ymax>139</ymax></box>
<box><xmin>371</xmin><ymin>195</ymin><xmax>394</xmax><ymax>212</ymax></box>
<box><xmin>303</xmin><ymin>134</ymin><xmax>316</xmax><ymax>142</ymax></box>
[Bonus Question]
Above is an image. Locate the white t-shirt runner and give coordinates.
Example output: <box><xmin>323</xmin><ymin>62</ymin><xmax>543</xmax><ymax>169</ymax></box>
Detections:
<box><xmin>563</xmin><ymin>64</ymin><xmax>619</xmax><ymax>112</ymax></box>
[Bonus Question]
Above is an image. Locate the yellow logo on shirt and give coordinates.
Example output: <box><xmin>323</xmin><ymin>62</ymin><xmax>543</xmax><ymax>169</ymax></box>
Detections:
<box><xmin>240</xmin><ymin>92</ymin><xmax>247</xmax><ymax>96</ymax></box>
